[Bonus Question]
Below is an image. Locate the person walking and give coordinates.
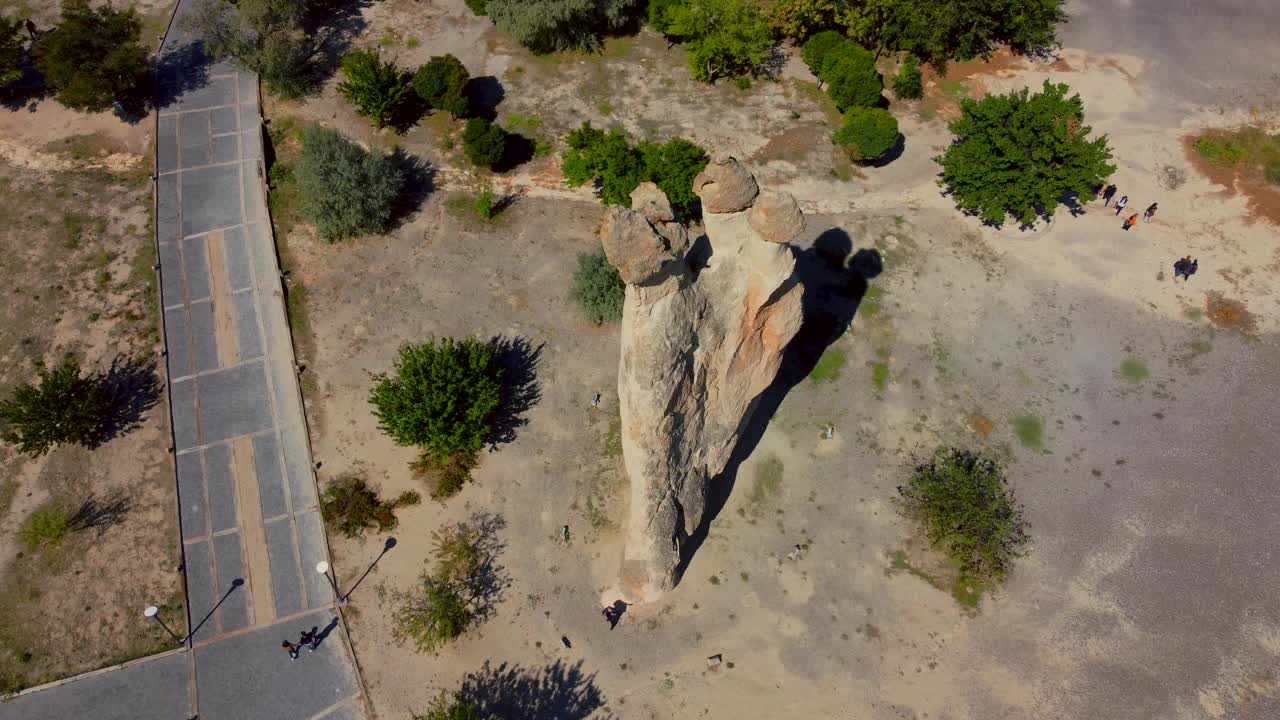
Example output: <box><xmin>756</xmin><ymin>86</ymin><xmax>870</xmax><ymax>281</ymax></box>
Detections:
<box><xmin>281</xmin><ymin>639</ymin><xmax>300</xmax><ymax>661</ymax></box>
<box><xmin>1123</xmin><ymin>214</ymin><xmax>1139</xmax><ymax>231</ymax></box>
<box><xmin>1173</xmin><ymin>256</ymin><xmax>1190</xmax><ymax>281</ymax></box>
<box><xmin>1114</xmin><ymin>195</ymin><xmax>1128</xmax><ymax>216</ymax></box>
<box><xmin>300</xmin><ymin>628</ymin><xmax>317</xmax><ymax>652</ymax></box>
<box><xmin>1185</xmin><ymin>258</ymin><xmax>1199</xmax><ymax>281</ymax></box>
<box><xmin>1143</xmin><ymin>202</ymin><xmax>1158</xmax><ymax>223</ymax></box>
<box><xmin>25</xmin><ymin>19</ymin><xmax>36</xmax><ymax>40</ymax></box>
<box><xmin>1102</xmin><ymin>184</ymin><xmax>1118</xmax><ymax>206</ymax></box>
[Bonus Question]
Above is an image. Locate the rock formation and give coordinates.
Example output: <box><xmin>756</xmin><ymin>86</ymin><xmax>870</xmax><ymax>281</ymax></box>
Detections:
<box><xmin>601</xmin><ymin>156</ymin><xmax>806</xmax><ymax>601</ymax></box>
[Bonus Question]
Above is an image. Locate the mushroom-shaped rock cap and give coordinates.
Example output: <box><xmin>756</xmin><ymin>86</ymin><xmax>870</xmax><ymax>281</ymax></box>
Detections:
<box><xmin>693</xmin><ymin>154</ymin><xmax>759</xmax><ymax>214</ymax></box>
<box><xmin>747</xmin><ymin>190</ymin><xmax>805</xmax><ymax>244</ymax></box>
<box><xmin>602</xmin><ymin>208</ymin><xmax>675</xmax><ymax>285</ymax></box>
<box><xmin>630</xmin><ymin>182</ymin><xmax>676</xmax><ymax>223</ymax></box>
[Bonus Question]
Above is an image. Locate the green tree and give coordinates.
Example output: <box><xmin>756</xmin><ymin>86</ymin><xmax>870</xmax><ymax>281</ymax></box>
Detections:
<box><xmin>819</xmin><ymin>40</ymin><xmax>882</xmax><ymax>110</ymax></box>
<box><xmin>892</xmin><ymin>54</ymin><xmax>923</xmax><ymax>99</ymax></box>
<box><xmin>368</xmin><ymin>337</ymin><xmax>503</xmax><ymax>461</ymax></box>
<box><xmin>34</xmin><ymin>0</ymin><xmax>150</xmax><ymax>112</ymax></box>
<box><xmin>413</xmin><ymin>54</ymin><xmax>470</xmax><ymax>118</ymax></box>
<box><xmin>646</xmin><ymin>0</ymin><xmax>683</xmax><ymax>33</ymax></box>
<box><xmin>485</xmin><ymin>0</ymin><xmax>639</xmax><ymax>54</ymax></box>
<box><xmin>800</xmin><ymin>29</ymin><xmax>845</xmax><ymax>77</ymax></box>
<box><xmin>392</xmin><ymin>573</ymin><xmax>474</xmax><ymax>653</ymax></box>
<box><xmin>464</xmin><ymin>0</ymin><xmax>488</xmax><ymax>15</ymax></box>
<box><xmin>665</xmin><ymin>0</ymin><xmax>775</xmax><ymax>82</ymax></box>
<box><xmin>767</xmin><ymin>0</ymin><xmax>846</xmax><ymax>40</ymax></box>
<box><xmin>570</xmin><ymin>250</ymin><xmax>625</xmax><ymax>324</ymax></box>
<box><xmin>295</xmin><ymin>124</ymin><xmax>406</xmax><ymax>241</ymax></box>
<box><xmin>639</xmin><ymin>137</ymin><xmax>709</xmax><ymax>216</ymax></box>
<box><xmin>0</xmin><ymin>355</ymin><xmax>107</xmax><ymax>457</ymax></box>
<box><xmin>185</xmin><ymin>0</ymin><xmax>312</xmax><ymax>98</ymax></box>
<box><xmin>936</xmin><ymin>80</ymin><xmax>1114</xmax><ymax>226</ymax></box>
<box><xmin>896</xmin><ymin>447</ymin><xmax>1029</xmax><ymax>582</ymax></box>
<box><xmin>844</xmin><ymin>0</ymin><xmax>1066</xmax><ymax>67</ymax></box>
<box><xmin>0</xmin><ymin>16</ymin><xmax>23</xmax><ymax>87</ymax></box>
<box><xmin>338</xmin><ymin>50</ymin><xmax>412</xmax><ymax>129</ymax></box>
<box><xmin>562</xmin><ymin>123</ymin><xmax>708</xmax><ymax>215</ymax></box>
<box><xmin>415</xmin><ymin>692</ymin><xmax>479</xmax><ymax>720</ymax></box>
<box><xmin>461</xmin><ymin>118</ymin><xmax>508</xmax><ymax>169</ymax></box>
<box><xmin>834</xmin><ymin>106</ymin><xmax>899</xmax><ymax>161</ymax></box>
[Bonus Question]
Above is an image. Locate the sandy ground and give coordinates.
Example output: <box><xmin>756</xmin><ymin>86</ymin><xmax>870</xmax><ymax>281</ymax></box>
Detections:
<box><xmin>275</xmin><ymin>1</ymin><xmax>1280</xmax><ymax>719</ymax></box>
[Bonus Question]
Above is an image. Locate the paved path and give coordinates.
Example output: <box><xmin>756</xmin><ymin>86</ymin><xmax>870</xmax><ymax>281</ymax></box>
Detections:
<box><xmin>1</xmin><ymin>2</ymin><xmax>365</xmax><ymax>718</ymax></box>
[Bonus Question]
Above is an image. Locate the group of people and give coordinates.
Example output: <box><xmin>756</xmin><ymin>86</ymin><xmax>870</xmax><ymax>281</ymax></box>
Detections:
<box><xmin>1099</xmin><ymin>184</ymin><xmax>1199</xmax><ymax>282</ymax></box>
<box><xmin>1099</xmin><ymin>185</ymin><xmax>1158</xmax><ymax>231</ymax></box>
<box><xmin>281</xmin><ymin>627</ymin><xmax>322</xmax><ymax>660</ymax></box>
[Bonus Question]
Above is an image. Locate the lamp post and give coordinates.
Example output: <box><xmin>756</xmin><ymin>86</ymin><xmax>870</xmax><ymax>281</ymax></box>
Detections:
<box><xmin>316</xmin><ymin>561</ymin><xmax>346</xmax><ymax>605</ymax></box>
<box><xmin>144</xmin><ymin>606</ymin><xmax>185</xmax><ymax>646</ymax></box>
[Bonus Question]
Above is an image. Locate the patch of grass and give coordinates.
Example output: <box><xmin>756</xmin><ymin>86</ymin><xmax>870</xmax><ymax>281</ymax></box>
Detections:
<box><xmin>597</xmin><ymin>100</ymin><xmax>613</xmax><ymax>115</ymax></box>
<box><xmin>60</xmin><ymin>213</ymin><xmax>85</xmax><ymax>249</ymax></box>
<box><xmin>708</xmin><ymin>575</ymin><xmax>720</xmax><ymax>585</ymax></box>
<box><xmin>951</xmin><ymin>573</ymin><xmax>984</xmax><ymax>609</ymax></box>
<box><xmin>406</xmin><ymin>36</ymin><xmax>420</xmax><ymax>49</ymax></box>
<box><xmin>90</xmin><ymin>250</ymin><xmax>115</xmax><ymax>268</ymax></box>
<box><xmin>267</xmin><ymin>161</ymin><xmax>303</xmax><ymax>242</ymax></box>
<box><xmin>937</xmin><ymin>78</ymin><xmax>969</xmax><ymax>101</ymax></box>
<box><xmin>1010</xmin><ymin>414</ymin><xmax>1043</xmax><ymax>451</ymax></box>
<box><xmin>0</xmin><ymin>479</ymin><xmax>17</xmax><ymax>520</ymax></box>
<box><xmin>1194</xmin><ymin>136</ymin><xmax>1248</xmax><ymax>165</ymax></box>
<box><xmin>503</xmin><ymin>113</ymin><xmax>543</xmax><ymax>136</ymax></box>
<box><xmin>19</xmin><ymin>502</ymin><xmax>72</xmax><ymax>552</ymax></box>
<box><xmin>748</xmin><ymin>455</ymin><xmax>783</xmax><ymax>510</ymax></box>
<box><xmin>1118</xmin><ymin>357</ymin><xmax>1150</xmax><ymax>383</ymax></box>
<box><xmin>859</xmin><ymin>285</ymin><xmax>882</xmax><ymax>318</ymax></box>
<box><xmin>809</xmin><ymin>348</ymin><xmax>845</xmax><ymax>382</ymax></box>
<box><xmin>1189</xmin><ymin>340</ymin><xmax>1212</xmax><ymax>355</ymax></box>
<box><xmin>284</xmin><ymin>282</ymin><xmax>308</xmax><ymax>336</ymax></box>
<box><xmin>871</xmin><ymin>362</ymin><xmax>889</xmax><ymax>391</ymax></box>
<box><xmin>1192</xmin><ymin>128</ymin><xmax>1280</xmax><ymax>183</ymax></box>
<box><xmin>601</xmin><ymin>36</ymin><xmax>636</xmax><ymax>59</ymax></box>
<box><xmin>604</xmin><ymin>404</ymin><xmax>622</xmax><ymax>459</ymax></box>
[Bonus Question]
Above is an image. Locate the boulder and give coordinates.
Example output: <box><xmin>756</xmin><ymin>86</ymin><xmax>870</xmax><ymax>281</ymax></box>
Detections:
<box><xmin>609</xmin><ymin>161</ymin><xmax>805</xmax><ymax>601</ymax></box>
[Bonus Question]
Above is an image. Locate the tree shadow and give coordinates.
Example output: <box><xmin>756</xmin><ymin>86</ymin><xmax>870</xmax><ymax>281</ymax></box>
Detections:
<box><xmin>91</xmin><ymin>355</ymin><xmax>163</xmax><ymax>447</ymax></box>
<box><xmin>458</xmin><ymin>659</ymin><xmax>612</xmax><ymax>720</ymax></box>
<box><xmin>487</xmin><ymin>336</ymin><xmax>543</xmax><ymax>448</ymax></box>
<box><xmin>299</xmin><ymin>0</ymin><xmax>371</xmax><ymax>94</ymax></box>
<box><xmin>66</xmin><ymin>490</ymin><xmax>133</xmax><ymax>534</ymax></box>
<box><xmin>756</xmin><ymin>43</ymin><xmax>789</xmax><ymax>80</ymax></box>
<box><xmin>863</xmin><ymin>133</ymin><xmax>906</xmax><ymax>168</ymax></box>
<box><xmin>386</xmin><ymin>148</ymin><xmax>436</xmax><ymax>229</ymax></box>
<box><xmin>153</xmin><ymin>41</ymin><xmax>214</xmax><ymax>113</ymax></box>
<box><xmin>493</xmin><ymin>132</ymin><xmax>536</xmax><ymax>173</ymax></box>
<box><xmin>0</xmin><ymin>61</ymin><xmax>52</xmax><ymax>112</ymax></box>
<box><xmin>464</xmin><ymin>511</ymin><xmax>509</xmax><ymax>624</ymax></box>
<box><xmin>674</xmin><ymin>228</ymin><xmax>880</xmax><ymax>584</ymax></box>
<box><xmin>465</xmin><ymin>76</ymin><xmax>504</xmax><ymax>121</ymax></box>
<box><xmin>388</xmin><ymin>90</ymin><xmax>429</xmax><ymax>134</ymax></box>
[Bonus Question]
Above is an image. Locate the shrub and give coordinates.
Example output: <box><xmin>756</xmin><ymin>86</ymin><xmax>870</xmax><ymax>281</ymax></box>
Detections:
<box><xmin>896</xmin><ymin>447</ymin><xmax>1029</xmax><ymax>582</ymax></box>
<box><xmin>415</xmin><ymin>692</ymin><xmax>479</xmax><ymax>720</ymax></box>
<box><xmin>486</xmin><ymin>0</ymin><xmax>639</xmax><ymax>54</ymax></box>
<box><xmin>295</xmin><ymin>125</ymin><xmax>405</xmax><ymax>241</ymax></box>
<box><xmin>735</xmin><ymin>76</ymin><xmax>752</xmax><ymax>90</ymax></box>
<box><xmin>0</xmin><ymin>355</ymin><xmax>107</xmax><ymax>457</ymax></box>
<box><xmin>563</xmin><ymin>123</ymin><xmax>709</xmax><ymax>216</ymax></box>
<box><xmin>413</xmin><ymin>54</ymin><xmax>471</xmax><ymax>118</ymax></box>
<box><xmin>843</xmin><ymin>0</ymin><xmax>1066</xmax><ymax>67</ymax></box>
<box><xmin>464</xmin><ymin>0</ymin><xmax>488</xmax><ymax>15</ymax></box>
<box><xmin>411</xmin><ymin>453</ymin><xmax>477</xmax><ymax>499</ymax></box>
<box><xmin>392</xmin><ymin>573</ymin><xmax>473</xmax><ymax>653</ymax></box>
<box><xmin>892</xmin><ymin>54</ymin><xmax>923</xmax><ymax>99</ymax></box>
<box><xmin>338</xmin><ymin>50</ymin><xmax>412</xmax><ymax>129</ymax></box>
<box><xmin>34</xmin><ymin>0</ymin><xmax>151</xmax><ymax>112</ymax></box>
<box><xmin>936</xmin><ymin>79</ymin><xmax>1115</xmax><ymax>226</ymax></box>
<box><xmin>820</xmin><ymin>41</ymin><xmax>882</xmax><ymax>110</ymax></box>
<box><xmin>474</xmin><ymin>186</ymin><xmax>494</xmax><ymax>219</ymax></box>
<box><xmin>834</xmin><ymin>107</ymin><xmax>900</xmax><ymax>162</ymax></box>
<box><xmin>320</xmin><ymin>474</ymin><xmax>419</xmax><ymax>539</ymax></box>
<box><xmin>462</xmin><ymin>118</ymin><xmax>508</xmax><ymax>169</ymax></box>
<box><xmin>801</xmin><ymin>30</ymin><xmax>845</xmax><ymax>76</ymax></box>
<box><xmin>184</xmin><ymin>0</ymin><xmax>311</xmax><ymax>99</ymax></box>
<box><xmin>369</xmin><ymin>338</ymin><xmax>503</xmax><ymax>461</ymax></box>
<box><xmin>570</xmin><ymin>251</ymin><xmax>625</xmax><ymax>324</ymax></box>
<box><xmin>1266</xmin><ymin>161</ymin><xmax>1280</xmax><ymax>186</ymax></box>
<box><xmin>432</xmin><ymin>523</ymin><xmax>482</xmax><ymax>582</ymax></box>
<box><xmin>20</xmin><ymin>502</ymin><xmax>72</xmax><ymax>552</ymax></box>
<box><xmin>639</xmin><ymin>137</ymin><xmax>709</xmax><ymax>215</ymax></box>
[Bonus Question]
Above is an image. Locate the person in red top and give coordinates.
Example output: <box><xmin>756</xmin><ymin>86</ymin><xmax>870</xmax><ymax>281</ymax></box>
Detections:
<box><xmin>1123</xmin><ymin>214</ymin><xmax>1138</xmax><ymax>231</ymax></box>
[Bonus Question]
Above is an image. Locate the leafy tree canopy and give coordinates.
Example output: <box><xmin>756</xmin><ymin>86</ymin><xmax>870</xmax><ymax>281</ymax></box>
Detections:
<box><xmin>34</xmin><ymin>0</ymin><xmax>150</xmax><ymax>112</ymax></box>
<box><xmin>767</xmin><ymin>0</ymin><xmax>846</xmax><ymax>41</ymax></box>
<box><xmin>486</xmin><ymin>0</ymin><xmax>639</xmax><ymax>53</ymax></box>
<box><xmin>338</xmin><ymin>49</ymin><xmax>412</xmax><ymax>129</ymax></box>
<box><xmin>295</xmin><ymin>124</ymin><xmax>406</xmax><ymax>240</ymax></box>
<box><xmin>462</xmin><ymin>118</ymin><xmax>508</xmax><ymax>169</ymax></box>
<box><xmin>834</xmin><ymin>106</ymin><xmax>899</xmax><ymax>161</ymax></box>
<box><xmin>0</xmin><ymin>355</ymin><xmax>107</xmax><ymax>457</ymax></box>
<box><xmin>185</xmin><ymin>0</ymin><xmax>312</xmax><ymax>98</ymax></box>
<box><xmin>0</xmin><ymin>16</ymin><xmax>23</xmax><ymax>87</ymax></box>
<box><xmin>562</xmin><ymin>122</ymin><xmax>708</xmax><ymax>216</ymax></box>
<box><xmin>413</xmin><ymin>54</ymin><xmax>470</xmax><ymax>118</ymax></box>
<box><xmin>892</xmin><ymin>53</ymin><xmax>923</xmax><ymax>99</ymax></box>
<box><xmin>570</xmin><ymin>250</ymin><xmax>625</xmax><ymax>324</ymax></box>
<box><xmin>936</xmin><ymin>79</ymin><xmax>1114</xmax><ymax>226</ymax></box>
<box><xmin>800</xmin><ymin>29</ymin><xmax>845</xmax><ymax>76</ymax></box>
<box><xmin>897</xmin><ymin>447</ymin><xmax>1029</xmax><ymax>582</ymax></box>
<box><xmin>368</xmin><ymin>337</ymin><xmax>503</xmax><ymax>461</ymax></box>
<box><xmin>660</xmin><ymin>0</ymin><xmax>774</xmax><ymax>82</ymax></box>
<box><xmin>818</xmin><ymin>40</ymin><xmax>882</xmax><ymax>110</ymax></box>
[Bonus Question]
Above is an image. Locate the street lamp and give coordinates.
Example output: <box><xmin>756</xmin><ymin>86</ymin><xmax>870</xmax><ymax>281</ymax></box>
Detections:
<box><xmin>316</xmin><ymin>560</ymin><xmax>346</xmax><ymax>605</ymax></box>
<box><xmin>144</xmin><ymin>605</ymin><xmax>185</xmax><ymax>646</ymax></box>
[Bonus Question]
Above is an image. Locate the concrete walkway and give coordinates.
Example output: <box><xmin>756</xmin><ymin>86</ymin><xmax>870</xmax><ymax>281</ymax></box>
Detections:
<box><xmin>0</xmin><ymin>3</ymin><xmax>365</xmax><ymax>718</ymax></box>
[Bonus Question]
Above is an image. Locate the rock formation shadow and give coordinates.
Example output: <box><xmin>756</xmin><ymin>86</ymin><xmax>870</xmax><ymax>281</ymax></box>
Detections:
<box><xmin>488</xmin><ymin>336</ymin><xmax>544</xmax><ymax>448</ymax></box>
<box><xmin>457</xmin><ymin>659</ymin><xmax>611</xmax><ymax>720</ymax></box>
<box><xmin>674</xmin><ymin>229</ymin><xmax>880</xmax><ymax>584</ymax></box>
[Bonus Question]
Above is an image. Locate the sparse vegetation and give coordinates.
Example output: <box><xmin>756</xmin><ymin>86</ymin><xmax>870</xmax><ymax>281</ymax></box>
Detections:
<box><xmin>0</xmin><ymin>16</ymin><xmax>23</xmax><ymax>88</ymax></box>
<box><xmin>897</xmin><ymin>447</ymin><xmax>1029</xmax><ymax>584</ymax></box>
<box><xmin>338</xmin><ymin>50</ymin><xmax>413</xmax><ymax>130</ymax></box>
<box><xmin>393</xmin><ymin>520</ymin><xmax>492</xmax><ymax>653</ymax></box>
<box><xmin>320</xmin><ymin>474</ymin><xmax>420</xmax><ymax>539</ymax></box>
<box><xmin>474</xmin><ymin>186</ymin><xmax>495</xmax><ymax>220</ymax></box>
<box><xmin>1011</xmin><ymin>414</ymin><xmax>1043</xmax><ymax>450</ymax></box>
<box><xmin>937</xmin><ymin>80</ymin><xmax>1115</xmax><ymax>226</ymax></box>
<box><xmin>570</xmin><ymin>250</ymin><xmax>625</xmax><ymax>325</ymax></box>
<box><xmin>415</xmin><ymin>691</ymin><xmax>479</xmax><ymax>720</ymax></box>
<box><xmin>892</xmin><ymin>55</ymin><xmax>923</xmax><ymax>99</ymax></box>
<box><xmin>872</xmin><ymin>361</ymin><xmax>890</xmax><ymax>390</ymax></box>
<box><xmin>1192</xmin><ymin>128</ymin><xmax>1280</xmax><ymax>187</ymax></box>
<box><xmin>486</xmin><ymin>0</ymin><xmax>640</xmax><ymax>54</ymax></box>
<box><xmin>809</xmin><ymin>348</ymin><xmax>846</xmax><ymax>382</ymax></box>
<box><xmin>1118</xmin><ymin>357</ymin><xmax>1150</xmax><ymax>383</ymax></box>
<box><xmin>295</xmin><ymin>125</ymin><xmax>406</xmax><ymax>241</ymax></box>
<box><xmin>748</xmin><ymin>454</ymin><xmax>784</xmax><ymax>509</ymax></box>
